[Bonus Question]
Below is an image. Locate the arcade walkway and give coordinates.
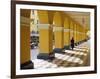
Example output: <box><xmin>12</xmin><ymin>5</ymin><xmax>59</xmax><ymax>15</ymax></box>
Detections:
<box><xmin>31</xmin><ymin>40</ymin><xmax>90</xmax><ymax>69</ymax></box>
<box><xmin>20</xmin><ymin>9</ymin><xmax>90</xmax><ymax>69</ymax></box>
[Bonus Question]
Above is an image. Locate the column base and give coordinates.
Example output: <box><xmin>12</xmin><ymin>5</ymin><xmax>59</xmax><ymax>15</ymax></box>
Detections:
<box><xmin>37</xmin><ymin>52</ymin><xmax>55</xmax><ymax>60</ymax></box>
<box><xmin>75</xmin><ymin>43</ymin><xmax>78</xmax><ymax>46</ymax></box>
<box><xmin>53</xmin><ymin>48</ymin><xmax>63</xmax><ymax>53</ymax></box>
<box><xmin>21</xmin><ymin>60</ymin><xmax>34</xmax><ymax>69</ymax></box>
<box><xmin>64</xmin><ymin>45</ymin><xmax>70</xmax><ymax>50</ymax></box>
<box><xmin>76</xmin><ymin>42</ymin><xmax>80</xmax><ymax>45</ymax></box>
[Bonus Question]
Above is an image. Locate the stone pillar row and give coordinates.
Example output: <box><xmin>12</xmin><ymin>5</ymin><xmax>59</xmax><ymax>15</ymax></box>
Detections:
<box><xmin>37</xmin><ymin>23</ymin><xmax>87</xmax><ymax>60</ymax></box>
<box><xmin>20</xmin><ymin>9</ymin><xmax>88</xmax><ymax>68</ymax></box>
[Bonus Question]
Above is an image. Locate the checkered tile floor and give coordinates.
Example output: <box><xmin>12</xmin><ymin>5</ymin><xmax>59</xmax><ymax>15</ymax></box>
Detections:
<box><xmin>32</xmin><ymin>47</ymin><xmax>89</xmax><ymax>69</ymax></box>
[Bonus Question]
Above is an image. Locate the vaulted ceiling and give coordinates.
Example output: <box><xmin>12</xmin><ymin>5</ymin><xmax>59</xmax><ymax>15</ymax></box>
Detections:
<box><xmin>65</xmin><ymin>11</ymin><xmax>90</xmax><ymax>30</ymax></box>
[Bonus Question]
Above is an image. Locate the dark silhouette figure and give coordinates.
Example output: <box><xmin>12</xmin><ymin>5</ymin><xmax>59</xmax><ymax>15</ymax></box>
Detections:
<box><xmin>71</xmin><ymin>37</ymin><xmax>74</xmax><ymax>50</ymax></box>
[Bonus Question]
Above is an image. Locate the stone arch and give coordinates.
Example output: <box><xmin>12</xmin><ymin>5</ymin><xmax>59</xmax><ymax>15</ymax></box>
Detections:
<box><xmin>53</xmin><ymin>11</ymin><xmax>63</xmax><ymax>26</ymax></box>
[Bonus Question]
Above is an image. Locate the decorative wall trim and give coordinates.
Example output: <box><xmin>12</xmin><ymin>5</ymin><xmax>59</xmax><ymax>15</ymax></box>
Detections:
<box><xmin>53</xmin><ymin>27</ymin><xmax>63</xmax><ymax>31</ymax></box>
<box><xmin>64</xmin><ymin>29</ymin><xmax>70</xmax><ymax>32</ymax></box>
<box><xmin>21</xmin><ymin>16</ymin><xmax>30</xmax><ymax>24</ymax></box>
<box><xmin>38</xmin><ymin>24</ymin><xmax>50</xmax><ymax>29</ymax></box>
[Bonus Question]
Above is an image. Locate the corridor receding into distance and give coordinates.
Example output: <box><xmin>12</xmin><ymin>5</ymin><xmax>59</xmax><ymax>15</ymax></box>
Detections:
<box><xmin>20</xmin><ymin>9</ymin><xmax>90</xmax><ymax>69</ymax></box>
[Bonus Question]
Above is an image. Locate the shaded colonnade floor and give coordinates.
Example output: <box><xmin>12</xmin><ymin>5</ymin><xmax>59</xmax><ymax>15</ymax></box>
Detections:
<box><xmin>31</xmin><ymin>40</ymin><xmax>90</xmax><ymax>69</ymax></box>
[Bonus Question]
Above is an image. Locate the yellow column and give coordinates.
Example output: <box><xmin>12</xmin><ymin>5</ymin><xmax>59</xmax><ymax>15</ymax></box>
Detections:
<box><xmin>81</xmin><ymin>26</ymin><xmax>84</xmax><ymax>42</ymax></box>
<box><xmin>83</xmin><ymin>28</ymin><xmax>86</xmax><ymax>41</ymax></box>
<box><xmin>79</xmin><ymin>26</ymin><xmax>82</xmax><ymax>43</ymax></box>
<box><xmin>85</xmin><ymin>28</ymin><xmax>88</xmax><ymax>41</ymax></box>
<box><xmin>81</xmin><ymin>27</ymin><xmax>84</xmax><ymax>42</ymax></box>
<box><xmin>20</xmin><ymin>9</ymin><xmax>33</xmax><ymax>69</ymax></box>
<box><xmin>63</xmin><ymin>17</ymin><xmax>70</xmax><ymax>49</ymax></box>
<box><xmin>69</xmin><ymin>20</ymin><xmax>74</xmax><ymax>44</ymax></box>
<box><xmin>77</xmin><ymin>25</ymin><xmax>80</xmax><ymax>44</ymax></box>
<box><xmin>74</xmin><ymin>23</ymin><xmax>77</xmax><ymax>45</ymax></box>
<box><xmin>78</xmin><ymin>25</ymin><xmax>81</xmax><ymax>44</ymax></box>
<box><xmin>76</xmin><ymin>24</ymin><xmax>78</xmax><ymax>45</ymax></box>
<box><xmin>37</xmin><ymin>24</ymin><xmax>54</xmax><ymax>60</ymax></box>
<box><xmin>81</xmin><ymin>27</ymin><xmax>83</xmax><ymax>41</ymax></box>
<box><xmin>37</xmin><ymin>10</ymin><xmax>54</xmax><ymax>60</ymax></box>
<box><xmin>53</xmin><ymin>26</ymin><xmax>63</xmax><ymax>52</ymax></box>
<box><xmin>53</xmin><ymin>12</ymin><xmax>64</xmax><ymax>53</ymax></box>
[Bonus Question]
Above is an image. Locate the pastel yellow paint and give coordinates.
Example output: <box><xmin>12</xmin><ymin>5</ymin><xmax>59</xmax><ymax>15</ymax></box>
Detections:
<box><xmin>63</xmin><ymin>17</ymin><xmax>70</xmax><ymax>46</ymax></box>
<box><xmin>39</xmin><ymin>29</ymin><xmax>50</xmax><ymax>53</ymax></box>
<box><xmin>20</xmin><ymin>25</ymin><xmax>30</xmax><ymax>64</ymax></box>
<box><xmin>54</xmin><ymin>31</ymin><xmax>63</xmax><ymax>48</ymax></box>
<box><xmin>53</xmin><ymin>12</ymin><xmax>64</xmax><ymax>49</ymax></box>
<box><xmin>20</xmin><ymin>9</ymin><xmax>31</xmax><ymax>64</ymax></box>
<box><xmin>39</xmin><ymin>25</ymin><xmax>53</xmax><ymax>53</ymax></box>
<box><xmin>64</xmin><ymin>31</ymin><xmax>70</xmax><ymax>46</ymax></box>
<box><xmin>37</xmin><ymin>10</ymin><xmax>49</xmax><ymax>24</ymax></box>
